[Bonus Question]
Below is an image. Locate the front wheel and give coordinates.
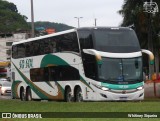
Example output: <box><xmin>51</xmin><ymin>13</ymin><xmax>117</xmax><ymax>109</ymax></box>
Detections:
<box><xmin>75</xmin><ymin>87</ymin><xmax>83</xmax><ymax>102</ymax></box>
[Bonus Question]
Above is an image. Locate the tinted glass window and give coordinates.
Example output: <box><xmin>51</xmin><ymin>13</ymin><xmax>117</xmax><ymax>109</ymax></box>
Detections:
<box><xmin>93</xmin><ymin>29</ymin><xmax>141</xmax><ymax>53</ymax></box>
<box><xmin>78</xmin><ymin>30</ymin><xmax>93</xmax><ymax>50</ymax></box>
<box><xmin>12</xmin><ymin>45</ymin><xmax>17</xmax><ymax>59</ymax></box>
<box><xmin>30</xmin><ymin>66</ymin><xmax>80</xmax><ymax>82</ymax></box>
<box><xmin>50</xmin><ymin>66</ymin><xmax>80</xmax><ymax>81</ymax></box>
<box><xmin>30</xmin><ymin>67</ymin><xmax>49</xmax><ymax>82</ymax></box>
<box><xmin>59</xmin><ymin>32</ymin><xmax>79</xmax><ymax>52</ymax></box>
<box><xmin>17</xmin><ymin>44</ymin><xmax>25</xmax><ymax>58</ymax></box>
<box><xmin>82</xmin><ymin>53</ymin><xmax>97</xmax><ymax>80</ymax></box>
<box><xmin>12</xmin><ymin>32</ymin><xmax>79</xmax><ymax>59</ymax></box>
<box><xmin>98</xmin><ymin>57</ymin><xmax>142</xmax><ymax>84</ymax></box>
<box><xmin>77</xmin><ymin>30</ymin><xmax>96</xmax><ymax>80</ymax></box>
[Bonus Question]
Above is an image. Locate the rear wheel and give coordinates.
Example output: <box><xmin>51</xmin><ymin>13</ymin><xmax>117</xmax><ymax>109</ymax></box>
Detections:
<box><xmin>65</xmin><ymin>87</ymin><xmax>72</xmax><ymax>102</ymax></box>
<box><xmin>26</xmin><ymin>88</ymin><xmax>32</xmax><ymax>101</ymax></box>
<box><xmin>75</xmin><ymin>87</ymin><xmax>83</xmax><ymax>102</ymax></box>
<box><xmin>20</xmin><ymin>88</ymin><xmax>25</xmax><ymax>101</ymax></box>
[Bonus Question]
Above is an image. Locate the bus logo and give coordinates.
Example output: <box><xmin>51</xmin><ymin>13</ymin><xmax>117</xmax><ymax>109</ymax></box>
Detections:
<box><xmin>143</xmin><ymin>2</ymin><xmax>159</xmax><ymax>13</ymax></box>
<box><xmin>19</xmin><ymin>59</ymin><xmax>33</xmax><ymax>69</ymax></box>
<box><xmin>2</xmin><ymin>113</ymin><xmax>11</xmax><ymax>118</ymax></box>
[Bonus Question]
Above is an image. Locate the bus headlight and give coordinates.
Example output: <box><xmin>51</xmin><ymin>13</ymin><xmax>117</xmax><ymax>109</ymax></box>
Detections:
<box><xmin>137</xmin><ymin>86</ymin><xmax>143</xmax><ymax>90</ymax></box>
<box><xmin>92</xmin><ymin>84</ymin><xmax>109</xmax><ymax>91</ymax></box>
<box><xmin>101</xmin><ymin>87</ymin><xmax>109</xmax><ymax>91</ymax></box>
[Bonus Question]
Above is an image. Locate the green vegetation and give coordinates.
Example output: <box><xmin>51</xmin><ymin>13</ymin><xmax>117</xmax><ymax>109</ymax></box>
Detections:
<box><xmin>0</xmin><ymin>100</ymin><xmax>160</xmax><ymax>121</ymax></box>
<box><xmin>0</xmin><ymin>0</ymin><xmax>29</xmax><ymax>33</ymax></box>
<box><xmin>119</xmin><ymin>0</ymin><xmax>160</xmax><ymax>49</ymax></box>
<box><xmin>0</xmin><ymin>1</ymin><xmax>72</xmax><ymax>34</ymax></box>
<box><xmin>118</xmin><ymin>0</ymin><xmax>160</xmax><ymax>74</ymax></box>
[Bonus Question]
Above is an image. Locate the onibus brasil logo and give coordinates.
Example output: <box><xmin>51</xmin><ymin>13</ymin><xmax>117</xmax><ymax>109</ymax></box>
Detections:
<box><xmin>143</xmin><ymin>2</ymin><xmax>159</xmax><ymax>13</ymax></box>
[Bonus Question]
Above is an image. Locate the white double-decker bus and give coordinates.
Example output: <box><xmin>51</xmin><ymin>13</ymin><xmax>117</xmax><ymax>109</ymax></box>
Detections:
<box><xmin>11</xmin><ymin>27</ymin><xmax>154</xmax><ymax>101</ymax></box>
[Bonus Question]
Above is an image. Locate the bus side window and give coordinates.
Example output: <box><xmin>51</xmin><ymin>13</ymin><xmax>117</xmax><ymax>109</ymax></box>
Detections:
<box><xmin>47</xmin><ymin>37</ymin><xmax>56</xmax><ymax>53</ymax></box>
<box><xmin>12</xmin><ymin>45</ymin><xmax>17</xmax><ymax>59</ymax></box>
<box><xmin>25</xmin><ymin>43</ymin><xmax>31</xmax><ymax>57</ymax></box>
<box><xmin>78</xmin><ymin>31</ymin><xmax>93</xmax><ymax>49</ymax></box>
<box><xmin>30</xmin><ymin>67</ymin><xmax>49</xmax><ymax>82</ymax></box>
<box><xmin>58</xmin><ymin>32</ymin><xmax>79</xmax><ymax>52</ymax></box>
<box><xmin>17</xmin><ymin>44</ymin><xmax>25</xmax><ymax>58</ymax></box>
<box><xmin>49</xmin><ymin>66</ymin><xmax>80</xmax><ymax>81</ymax></box>
<box><xmin>51</xmin><ymin>41</ymin><xmax>57</xmax><ymax>53</ymax></box>
<box><xmin>78</xmin><ymin>30</ymin><xmax>97</xmax><ymax>80</ymax></box>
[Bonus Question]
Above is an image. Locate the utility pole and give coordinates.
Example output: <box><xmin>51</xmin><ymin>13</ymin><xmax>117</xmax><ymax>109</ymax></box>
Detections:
<box><xmin>94</xmin><ymin>18</ymin><xmax>97</xmax><ymax>27</ymax></box>
<box><xmin>31</xmin><ymin>0</ymin><xmax>35</xmax><ymax>38</ymax></box>
<box><xmin>74</xmin><ymin>17</ymin><xmax>83</xmax><ymax>28</ymax></box>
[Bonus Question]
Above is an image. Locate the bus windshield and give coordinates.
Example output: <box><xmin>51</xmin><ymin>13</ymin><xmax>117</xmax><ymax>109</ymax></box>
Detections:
<box><xmin>98</xmin><ymin>57</ymin><xmax>142</xmax><ymax>84</ymax></box>
<box><xmin>93</xmin><ymin>29</ymin><xmax>141</xmax><ymax>53</ymax></box>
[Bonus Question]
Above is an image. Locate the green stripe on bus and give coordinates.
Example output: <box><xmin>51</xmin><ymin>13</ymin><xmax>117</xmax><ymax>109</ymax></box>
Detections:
<box><xmin>55</xmin><ymin>81</ymin><xmax>65</xmax><ymax>96</ymax></box>
<box><xmin>40</xmin><ymin>54</ymin><xmax>69</xmax><ymax>67</ymax></box>
<box><xmin>12</xmin><ymin>62</ymin><xmax>49</xmax><ymax>99</ymax></box>
<box><xmin>80</xmin><ymin>76</ymin><xmax>93</xmax><ymax>91</ymax></box>
<box><xmin>101</xmin><ymin>82</ymin><xmax>144</xmax><ymax>90</ymax></box>
<box><xmin>12</xmin><ymin>80</ymin><xmax>22</xmax><ymax>98</ymax></box>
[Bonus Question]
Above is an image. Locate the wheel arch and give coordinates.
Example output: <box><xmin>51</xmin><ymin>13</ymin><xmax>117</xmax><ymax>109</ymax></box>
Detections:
<box><xmin>74</xmin><ymin>85</ymin><xmax>82</xmax><ymax>97</ymax></box>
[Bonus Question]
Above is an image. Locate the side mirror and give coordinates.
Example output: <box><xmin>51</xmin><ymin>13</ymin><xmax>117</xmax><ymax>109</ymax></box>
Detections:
<box><xmin>83</xmin><ymin>49</ymin><xmax>102</xmax><ymax>65</ymax></box>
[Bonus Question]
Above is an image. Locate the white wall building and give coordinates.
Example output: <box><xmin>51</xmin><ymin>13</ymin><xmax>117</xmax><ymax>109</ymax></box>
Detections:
<box><xmin>0</xmin><ymin>33</ymin><xmax>28</xmax><ymax>62</ymax></box>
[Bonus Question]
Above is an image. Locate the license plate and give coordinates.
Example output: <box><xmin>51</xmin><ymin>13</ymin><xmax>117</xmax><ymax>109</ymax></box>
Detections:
<box><xmin>120</xmin><ymin>97</ymin><xmax>127</xmax><ymax>100</ymax></box>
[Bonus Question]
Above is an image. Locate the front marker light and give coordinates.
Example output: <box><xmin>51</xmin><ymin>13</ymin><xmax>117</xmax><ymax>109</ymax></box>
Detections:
<box><xmin>137</xmin><ymin>86</ymin><xmax>143</xmax><ymax>90</ymax></box>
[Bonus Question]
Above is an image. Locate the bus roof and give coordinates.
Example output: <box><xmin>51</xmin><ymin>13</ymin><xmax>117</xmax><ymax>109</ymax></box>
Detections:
<box><xmin>77</xmin><ymin>26</ymin><xmax>133</xmax><ymax>31</ymax></box>
<box><xmin>12</xmin><ymin>28</ymin><xmax>76</xmax><ymax>45</ymax></box>
<box><xmin>12</xmin><ymin>27</ymin><xmax>132</xmax><ymax>45</ymax></box>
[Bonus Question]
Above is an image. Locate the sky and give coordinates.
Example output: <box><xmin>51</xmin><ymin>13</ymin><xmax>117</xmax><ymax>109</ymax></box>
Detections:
<box><xmin>6</xmin><ymin>0</ymin><xmax>124</xmax><ymax>28</ymax></box>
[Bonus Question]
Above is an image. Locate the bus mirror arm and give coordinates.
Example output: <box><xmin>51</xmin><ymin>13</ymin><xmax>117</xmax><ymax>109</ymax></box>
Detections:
<box><xmin>141</xmin><ymin>49</ymin><xmax>154</xmax><ymax>65</ymax></box>
<box><xmin>83</xmin><ymin>49</ymin><xmax>102</xmax><ymax>64</ymax></box>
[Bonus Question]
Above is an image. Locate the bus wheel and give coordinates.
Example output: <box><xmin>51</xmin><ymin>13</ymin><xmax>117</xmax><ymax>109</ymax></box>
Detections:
<box><xmin>26</xmin><ymin>88</ymin><xmax>32</xmax><ymax>101</ymax></box>
<box><xmin>20</xmin><ymin>88</ymin><xmax>26</xmax><ymax>101</ymax></box>
<box><xmin>65</xmin><ymin>87</ymin><xmax>72</xmax><ymax>102</ymax></box>
<box><xmin>75</xmin><ymin>87</ymin><xmax>83</xmax><ymax>102</ymax></box>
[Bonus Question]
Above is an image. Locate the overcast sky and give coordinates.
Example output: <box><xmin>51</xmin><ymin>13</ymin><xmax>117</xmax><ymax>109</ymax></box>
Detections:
<box><xmin>6</xmin><ymin>0</ymin><xmax>124</xmax><ymax>27</ymax></box>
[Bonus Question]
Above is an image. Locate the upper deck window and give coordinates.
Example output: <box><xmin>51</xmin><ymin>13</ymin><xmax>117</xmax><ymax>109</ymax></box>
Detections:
<box><xmin>93</xmin><ymin>29</ymin><xmax>141</xmax><ymax>53</ymax></box>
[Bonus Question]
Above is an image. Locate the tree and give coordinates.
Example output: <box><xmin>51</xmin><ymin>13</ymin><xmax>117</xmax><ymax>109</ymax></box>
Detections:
<box><xmin>0</xmin><ymin>0</ymin><xmax>29</xmax><ymax>33</ymax></box>
<box><xmin>119</xmin><ymin>0</ymin><xmax>160</xmax><ymax>78</ymax></box>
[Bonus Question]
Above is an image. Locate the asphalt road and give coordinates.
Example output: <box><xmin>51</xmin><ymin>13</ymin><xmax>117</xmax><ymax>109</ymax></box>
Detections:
<box><xmin>0</xmin><ymin>93</ymin><xmax>12</xmax><ymax>100</ymax></box>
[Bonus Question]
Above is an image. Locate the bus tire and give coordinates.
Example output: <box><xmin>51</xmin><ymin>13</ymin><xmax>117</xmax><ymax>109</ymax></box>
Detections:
<box><xmin>20</xmin><ymin>88</ymin><xmax>26</xmax><ymax>101</ymax></box>
<box><xmin>75</xmin><ymin>87</ymin><xmax>83</xmax><ymax>102</ymax></box>
<box><xmin>26</xmin><ymin>87</ymin><xmax>32</xmax><ymax>101</ymax></box>
<box><xmin>65</xmin><ymin>87</ymin><xmax>72</xmax><ymax>102</ymax></box>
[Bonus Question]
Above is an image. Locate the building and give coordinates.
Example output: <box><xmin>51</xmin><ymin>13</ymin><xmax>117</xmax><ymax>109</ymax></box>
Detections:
<box><xmin>0</xmin><ymin>33</ymin><xmax>28</xmax><ymax>61</ymax></box>
<box><xmin>45</xmin><ymin>28</ymin><xmax>56</xmax><ymax>34</ymax></box>
<box><xmin>0</xmin><ymin>61</ymin><xmax>10</xmax><ymax>79</ymax></box>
